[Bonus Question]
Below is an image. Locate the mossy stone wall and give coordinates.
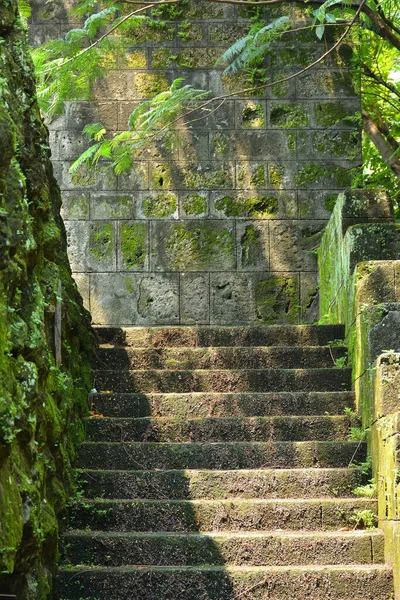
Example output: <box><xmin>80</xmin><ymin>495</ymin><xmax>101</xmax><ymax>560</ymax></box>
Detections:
<box><xmin>318</xmin><ymin>192</ymin><xmax>400</xmax><ymax>597</ymax></box>
<box><xmin>0</xmin><ymin>3</ymin><xmax>93</xmax><ymax>598</ymax></box>
<box><xmin>29</xmin><ymin>0</ymin><xmax>362</xmax><ymax>325</ymax></box>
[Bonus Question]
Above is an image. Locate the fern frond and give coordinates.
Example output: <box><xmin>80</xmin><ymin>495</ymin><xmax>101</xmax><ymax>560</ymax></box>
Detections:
<box><xmin>217</xmin><ymin>16</ymin><xmax>290</xmax><ymax>75</ymax></box>
<box><xmin>18</xmin><ymin>0</ymin><xmax>31</xmax><ymax>19</ymax></box>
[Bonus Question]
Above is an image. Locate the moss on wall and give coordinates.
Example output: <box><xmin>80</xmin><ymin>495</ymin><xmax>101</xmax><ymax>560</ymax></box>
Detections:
<box><xmin>0</xmin><ymin>4</ymin><xmax>94</xmax><ymax>598</ymax></box>
<box><xmin>318</xmin><ymin>190</ymin><xmax>400</xmax><ymax>597</ymax></box>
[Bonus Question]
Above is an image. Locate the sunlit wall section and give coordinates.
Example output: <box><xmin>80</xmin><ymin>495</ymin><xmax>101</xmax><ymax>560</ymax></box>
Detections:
<box><xmin>29</xmin><ymin>0</ymin><xmax>361</xmax><ymax>325</ymax></box>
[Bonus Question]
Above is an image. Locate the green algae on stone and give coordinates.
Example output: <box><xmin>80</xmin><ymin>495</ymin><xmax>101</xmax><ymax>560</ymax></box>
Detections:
<box><xmin>255</xmin><ymin>277</ymin><xmax>299</xmax><ymax>323</ymax></box>
<box><xmin>183</xmin><ymin>167</ymin><xmax>232</xmax><ymax>189</ymax></box>
<box><xmin>151</xmin><ymin>49</ymin><xmax>175</xmax><ymax>69</ymax></box>
<box><xmin>314</xmin><ymin>102</ymin><xmax>350</xmax><ymax>126</ymax></box>
<box><xmin>126</xmin><ymin>50</ymin><xmax>147</xmax><ymax>68</ymax></box>
<box><xmin>134</xmin><ymin>73</ymin><xmax>169</xmax><ymax>98</ymax></box>
<box><xmin>89</xmin><ymin>223</ymin><xmax>113</xmax><ymax>261</ymax></box>
<box><xmin>270</xmin><ymin>104</ymin><xmax>308</xmax><ymax>128</ymax></box>
<box><xmin>241</xmin><ymin>225</ymin><xmax>261</xmax><ymax>268</ymax></box>
<box><xmin>166</xmin><ymin>223</ymin><xmax>234</xmax><ymax>270</ymax></box>
<box><xmin>150</xmin><ymin>163</ymin><xmax>172</xmax><ymax>189</ymax></box>
<box><xmin>182</xmin><ymin>194</ymin><xmax>207</xmax><ymax>216</ymax></box>
<box><xmin>212</xmin><ymin>132</ymin><xmax>229</xmax><ymax>155</ymax></box>
<box><xmin>242</xmin><ymin>102</ymin><xmax>265</xmax><ymax>128</ymax></box>
<box><xmin>269</xmin><ymin>165</ymin><xmax>284</xmax><ymax>187</ymax></box>
<box><xmin>295</xmin><ymin>163</ymin><xmax>354</xmax><ymax>188</ymax></box>
<box><xmin>120</xmin><ymin>223</ymin><xmax>147</xmax><ymax>269</ymax></box>
<box><xmin>143</xmin><ymin>193</ymin><xmax>177</xmax><ymax>218</ymax></box>
<box><xmin>215</xmin><ymin>195</ymin><xmax>278</xmax><ymax>218</ymax></box>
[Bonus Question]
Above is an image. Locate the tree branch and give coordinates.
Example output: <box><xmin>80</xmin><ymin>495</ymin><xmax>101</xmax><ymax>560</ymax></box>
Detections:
<box><xmin>362</xmin><ymin>110</ymin><xmax>400</xmax><ymax>177</ymax></box>
<box><xmin>361</xmin><ymin>4</ymin><xmax>400</xmax><ymax>51</ymax></box>
<box><xmin>361</xmin><ymin>62</ymin><xmax>400</xmax><ymax>101</ymax></box>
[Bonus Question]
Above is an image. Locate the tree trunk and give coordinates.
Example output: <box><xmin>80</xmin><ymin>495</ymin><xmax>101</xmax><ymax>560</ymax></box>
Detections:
<box><xmin>362</xmin><ymin>110</ymin><xmax>400</xmax><ymax>177</ymax></box>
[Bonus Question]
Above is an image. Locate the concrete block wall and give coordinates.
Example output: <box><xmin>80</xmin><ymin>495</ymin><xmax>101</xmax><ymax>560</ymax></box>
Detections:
<box><xmin>29</xmin><ymin>0</ymin><xmax>362</xmax><ymax>325</ymax></box>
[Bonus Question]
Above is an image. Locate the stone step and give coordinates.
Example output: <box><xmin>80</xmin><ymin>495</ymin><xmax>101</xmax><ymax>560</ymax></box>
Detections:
<box><xmin>94</xmin><ymin>368</ymin><xmax>352</xmax><ymax>394</ymax></box>
<box><xmin>94</xmin><ymin>324</ymin><xmax>345</xmax><ymax>348</ymax></box>
<box><xmin>84</xmin><ymin>415</ymin><xmax>356</xmax><ymax>443</ymax></box>
<box><xmin>68</xmin><ymin>498</ymin><xmax>377</xmax><ymax>533</ymax></box>
<box><xmin>94</xmin><ymin>346</ymin><xmax>347</xmax><ymax>370</ymax></box>
<box><xmin>56</xmin><ymin>564</ymin><xmax>394</xmax><ymax>600</ymax></box>
<box><xmin>75</xmin><ymin>467</ymin><xmax>363</xmax><ymax>500</ymax></box>
<box><xmin>77</xmin><ymin>441</ymin><xmax>366</xmax><ymax>470</ymax></box>
<box><xmin>62</xmin><ymin>530</ymin><xmax>385</xmax><ymax>568</ymax></box>
<box><xmin>89</xmin><ymin>391</ymin><xmax>356</xmax><ymax>418</ymax></box>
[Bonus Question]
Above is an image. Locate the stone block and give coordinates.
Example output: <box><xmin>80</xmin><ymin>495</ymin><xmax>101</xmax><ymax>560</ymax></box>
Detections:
<box><xmin>269</xmin><ymin>220</ymin><xmax>323</xmax><ymax>272</ymax></box>
<box><xmin>369</xmin><ymin>308</ymin><xmax>400</xmax><ymax>366</ymax></box>
<box><xmin>306</xmin><ymin>130</ymin><xmax>362</xmax><ymax>161</ymax></box>
<box><xmin>117</xmin><ymin>221</ymin><xmax>149</xmax><ymax>272</ymax></box>
<box><xmin>269</xmin><ymin>102</ymin><xmax>309</xmax><ymax>128</ymax></box>
<box><xmin>94</xmin><ymin>71</ymin><xmax>136</xmax><ymax>101</ymax></box>
<box><xmin>90</xmin><ymin>273</ymin><xmax>179</xmax><ymax>325</ymax></box>
<box><xmin>312</xmin><ymin>100</ymin><xmax>361</xmax><ymax>128</ymax></box>
<box><xmin>207</xmin><ymin>100</ymin><xmax>236</xmax><ymax>130</ymax></box>
<box><xmin>345</xmin><ymin>224</ymin><xmax>400</xmax><ymax>271</ymax></box>
<box><xmin>65</xmin><ymin>101</ymin><xmax>98</xmax><ymax>130</ymax></box>
<box><xmin>96</xmin><ymin>102</ymin><xmax>119</xmax><ymax>131</ymax></box>
<box><xmin>294</xmin><ymin>161</ymin><xmax>358</xmax><ymax>189</ymax></box>
<box><xmin>177</xmin><ymin>131</ymin><xmax>209</xmax><ymax>162</ymax></box>
<box><xmin>136</xmin><ymin>274</ymin><xmax>180</xmax><ymax>324</ymax></box>
<box><xmin>210</xmin><ymin>273</ymin><xmax>254</xmax><ymax>324</ymax></box>
<box><xmin>132</xmin><ymin>72</ymin><xmax>171</xmax><ymax>99</ymax></box>
<box><xmin>356</xmin><ymin>262</ymin><xmax>396</xmax><ymax>306</ymax></box>
<box><xmin>235</xmin><ymin>131</ymin><xmax>295</xmax><ymax>160</ymax></box>
<box><xmin>236</xmin><ymin>100</ymin><xmax>267</xmax><ymax>129</ymax></box>
<box><xmin>61</xmin><ymin>161</ymin><xmax>118</xmax><ymax>191</ymax></box>
<box><xmin>59</xmin><ymin>131</ymin><xmax>90</xmax><ymax>161</ymax></box>
<box><xmin>73</xmin><ymin>272</ymin><xmax>90</xmax><ymax>312</ymax></box>
<box><xmin>300</xmin><ymin>271</ymin><xmax>319</xmax><ymax>322</ymax></box>
<box><xmin>151</xmin><ymin>220</ymin><xmax>236</xmax><ymax>272</ymax></box>
<box><xmin>90</xmin><ymin>193</ymin><xmax>136</xmax><ymax>220</ymax></box>
<box><xmin>48</xmin><ymin>131</ymin><xmax>60</xmax><ymax>160</ymax></box>
<box><xmin>181</xmin><ymin>273</ymin><xmax>210</xmax><ymax>324</ymax></box>
<box><xmin>117</xmin><ymin>162</ymin><xmax>149</xmax><ymax>191</ymax></box>
<box><xmin>296</xmin><ymin>69</ymin><xmax>356</xmax><ymax>99</ymax></box>
<box><xmin>341</xmin><ymin>189</ymin><xmax>394</xmax><ymax>222</ymax></box>
<box><xmin>254</xmin><ymin>272</ymin><xmax>300</xmax><ymax>324</ymax></box>
<box><xmin>90</xmin><ymin>273</ymin><xmax>139</xmax><ymax>325</ymax></box>
<box><xmin>298</xmin><ymin>190</ymin><xmax>340</xmax><ymax>220</ymax></box>
<box><xmin>65</xmin><ymin>221</ymin><xmax>116</xmax><ymax>272</ymax></box>
<box><xmin>235</xmin><ymin>163</ymin><xmax>268</xmax><ymax>190</ymax></box>
<box><xmin>179</xmin><ymin>162</ymin><xmax>235</xmax><ymax>190</ymax></box>
<box><xmin>139</xmin><ymin>191</ymin><xmax>179</xmax><ymax>219</ymax></box>
<box><xmin>61</xmin><ymin>192</ymin><xmax>90</xmax><ymax>220</ymax></box>
<box><xmin>269</xmin><ymin>70</ymin><xmax>297</xmax><ymax>100</ymax></box>
<box><xmin>236</xmin><ymin>221</ymin><xmax>269</xmax><ymax>271</ymax></box>
<box><xmin>118</xmin><ymin>102</ymin><xmax>140</xmax><ymax>130</ymax></box>
<box><xmin>179</xmin><ymin>193</ymin><xmax>209</xmax><ymax>218</ymax></box>
<box><xmin>211</xmin><ymin>190</ymin><xmax>297</xmax><ymax>220</ymax></box>
<box><xmin>208</xmin><ymin>23</ymin><xmax>248</xmax><ymax>45</ymax></box>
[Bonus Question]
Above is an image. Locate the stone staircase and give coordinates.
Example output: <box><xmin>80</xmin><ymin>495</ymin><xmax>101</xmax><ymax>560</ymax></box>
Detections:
<box><xmin>57</xmin><ymin>325</ymin><xmax>394</xmax><ymax>599</ymax></box>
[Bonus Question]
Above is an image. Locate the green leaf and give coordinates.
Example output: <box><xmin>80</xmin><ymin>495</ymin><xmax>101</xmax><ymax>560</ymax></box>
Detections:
<box><xmin>316</xmin><ymin>24</ymin><xmax>325</xmax><ymax>39</ymax></box>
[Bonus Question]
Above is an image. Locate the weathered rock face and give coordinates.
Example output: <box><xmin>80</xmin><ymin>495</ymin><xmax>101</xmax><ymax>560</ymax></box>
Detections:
<box><xmin>29</xmin><ymin>0</ymin><xmax>362</xmax><ymax>326</ymax></box>
<box><xmin>0</xmin><ymin>3</ymin><xmax>93</xmax><ymax>598</ymax></box>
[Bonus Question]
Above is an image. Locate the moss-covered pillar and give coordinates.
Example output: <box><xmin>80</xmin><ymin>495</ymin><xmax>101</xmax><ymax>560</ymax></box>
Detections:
<box><xmin>0</xmin><ymin>1</ymin><xmax>94</xmax><ymax>597</ymax></box>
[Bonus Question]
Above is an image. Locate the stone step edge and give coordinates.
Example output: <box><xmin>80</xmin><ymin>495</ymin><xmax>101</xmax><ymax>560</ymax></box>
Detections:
<box><xmin>58</xmin><ymin>564</ymin><xmax>390</xmax><ymax>574</ymax></box>
<box><xmin>71</xmin><ymin>497</ymin><xmax>376</xmax><ymax>506</ymax></box>
<box><xmin>84</xmin><ymin>415</ymin><xmax>355</xmax><ymax>423</ymax></box>
<box><xmin>94</xmin><ymin>368</ymin><xmax>352</xmax><ymax>374</ymax></box>
<box><xmin>64</xmin><ymin>529</ymin><xmax>383</xmax><ymax>540</ymax></box>
<box><xmin>74</xmin><ymin>467</ymin><xmax>361</xmax><ymax>475</ymax></box>
<box><xmin>96</xmin><ymin>345</ymin><xmax>347</xmax><ymax>351</ymax></box>
<box><xmin>89</xmin><ymin>391</ymin><xmax>355</xmax><ymax>397</ymax></box>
